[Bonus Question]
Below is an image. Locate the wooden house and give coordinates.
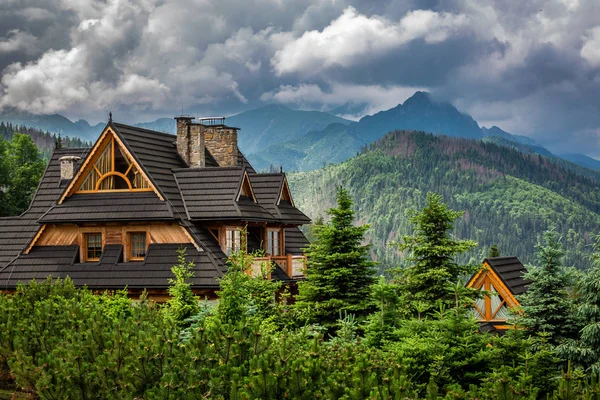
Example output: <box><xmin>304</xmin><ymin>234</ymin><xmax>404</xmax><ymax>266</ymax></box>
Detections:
<box><xmin>467</xmin><ymin>256</ymin><xmax>531</xmax><ymax>332</ymax></box>
<box><xmin>0</xmin><ymin>116</ymin><xmax>311</xmax><ymax>300</ymax></box>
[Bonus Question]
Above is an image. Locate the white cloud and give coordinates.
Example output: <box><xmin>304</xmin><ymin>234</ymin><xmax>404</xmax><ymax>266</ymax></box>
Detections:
<box><xmin>0</xmin><ymin>30</ymin><xmax>38</xmax><ymax>55</ymax></box>
<box><xmin>581</xmin><ymin>26</ymin><xmax>600</xmax><ymax>67</ymax></box>
<box><xmin>272</xmin><ymin>7</ymin><xmax>468</xmax><ymax>75</ymax></box>
<box><xmin>261</xmin><ymin>82</ymin><xmax>424</xmax><ymax>118</ymax></box>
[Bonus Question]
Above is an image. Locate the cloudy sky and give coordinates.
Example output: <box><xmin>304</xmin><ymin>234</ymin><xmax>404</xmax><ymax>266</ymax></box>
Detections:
<box><xmin>1</xmin><ymin>0</ymin><xmax>600</xmax><ymax>156</ymax></box>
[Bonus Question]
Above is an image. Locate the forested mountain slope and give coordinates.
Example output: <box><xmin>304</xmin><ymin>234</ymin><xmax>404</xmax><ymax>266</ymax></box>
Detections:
<box><xmin>289</xmin><ymin>130</ymin><xmax>600</xmax><ymax>269</ymax></box>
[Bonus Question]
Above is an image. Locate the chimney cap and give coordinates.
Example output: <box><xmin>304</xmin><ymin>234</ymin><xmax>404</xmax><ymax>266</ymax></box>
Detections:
<box><xmin>174</xmin><ymin>115</ymin><xmax>195</xmax><ymax>121</ymax></box>
<box><xmin>59</xmin><ymin>156</ymin><xmax>82</xmax><ymax>162</ymax></box>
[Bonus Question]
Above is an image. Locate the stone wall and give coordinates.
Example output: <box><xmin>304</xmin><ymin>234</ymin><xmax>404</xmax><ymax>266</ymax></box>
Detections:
<box><xmin>204</xmin><ymin>126</ymin><xmax>238</xmax><ymax>167</ymax></box>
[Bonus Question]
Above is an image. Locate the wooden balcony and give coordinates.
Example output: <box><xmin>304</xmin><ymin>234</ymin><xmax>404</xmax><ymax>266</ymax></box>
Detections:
<box><xmin>248</xmin><ymin>254</ymin><xmax>306</xmax><ymax>279</ymax></box>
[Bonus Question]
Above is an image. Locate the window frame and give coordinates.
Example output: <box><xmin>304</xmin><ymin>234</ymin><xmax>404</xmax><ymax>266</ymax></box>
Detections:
<box><xmin>127</xmin><ymin>231</ymin><xmax>148</xmax><ymax>261</ymax></box>
<box><xmin>83</xmin><ymin>232</ymin><xmax>103</xmax><ymax>262</ymax></box>
<box><xmin>266</xmin><ymin>228</ymin><xmax>282</xmax><ymax>256</ymax></box>
<box><xmin>224</xmin><ymin>227</ymin><xmax>246</xmax><ymax>255</ymax></box>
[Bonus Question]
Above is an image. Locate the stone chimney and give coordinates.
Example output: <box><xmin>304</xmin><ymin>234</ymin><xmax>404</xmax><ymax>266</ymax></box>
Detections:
<box><xmin>59</xmin><ymin>156</ymin><xmax>81</xmax><ymax>182</ymax></box>
<box><xmin>175</xmin><ymin>116</ymin><xmax>238</xmax><ymax>168</ymax></box>
<box><xmin>175</xmin><ymin>116</ymin><xmax>205</xmax><ymax>168</ymax></box>
<box><xmin>203</xmin><ymin>124</ymin><xmax>238</xmax><ymax>167</ymax></box>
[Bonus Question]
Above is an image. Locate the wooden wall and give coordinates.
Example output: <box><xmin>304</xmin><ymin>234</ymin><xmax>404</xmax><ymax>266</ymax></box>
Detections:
<box><xmin>31</xmin><ymin>223</ymin><xmax>193</xmax><ymax>252</ymax></box>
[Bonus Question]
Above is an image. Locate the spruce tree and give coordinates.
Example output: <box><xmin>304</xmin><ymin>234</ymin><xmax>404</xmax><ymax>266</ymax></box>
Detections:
<box><xmin>488</xmin><ymin>244</ymin><xmax>501</xmax><ymax>258</ymax></box>
<box><xmin>395</xmin><ymin>192</ymin><xmax>477</xmax><ymax>312</ymax></box>
<box><xmin>519</xmin><ymin>229</ymin><xmax>576</xmax><ymax>345</ymax></box>
<box><xmin>295</xmin><ymin>187</ymin><xmax>376</xmax><ymax>329</ymax></box>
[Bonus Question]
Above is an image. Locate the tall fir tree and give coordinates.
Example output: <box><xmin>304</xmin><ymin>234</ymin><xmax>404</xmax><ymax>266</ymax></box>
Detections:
<box><xmin>295</xmin><ymin>187</ymin><xmax>376</xmax><ymax>329</ymax></box>
<box><xmin>559</xmin><ymin>234</ymin><xmax>600</xmax><ymax>372</ymax></box>
<box><xmin>518</xmin><ymin>229</ymin><xmax>577</xmax><ymax>345</ymax></box>
<box><xmin>395</xmin><ymin>192</ymin><xmax>477</xmax><ymax>312</ymax></box>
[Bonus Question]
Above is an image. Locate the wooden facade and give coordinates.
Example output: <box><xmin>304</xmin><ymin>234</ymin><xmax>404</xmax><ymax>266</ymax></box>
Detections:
<box><xmin>0</xmin><ymin>118</ymin><xmax>311</xmax><ymax>299</ymax></box>
<box><xmin>467</xmin><ymin>257</ymin><xmax>530</xmax><ymax>332</ymax></box>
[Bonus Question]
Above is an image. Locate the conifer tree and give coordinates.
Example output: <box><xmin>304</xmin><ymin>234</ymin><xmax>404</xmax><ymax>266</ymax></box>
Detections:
<box><xmin>489</xmin><ymin>244</ymin><xmax>501</xmax><ymax>258</ymax></box>
<box><xmin>295</xmin><ymin>187</ymin><xmax>376</xmax><ymax>329</ymax></box>
<box><xmin>165</xmin><ymin>248</ymin><xmax>199</xmax><ymax>324</ymax></box>
<box><xmin>395</xmin><ymin>192</ymin><xmax>477</xmax><ymax>311</ymax></box>
<box><xmin>561</xmin><ymin>235</ymin><xmax>600</xmax><ymax>372</ymax></box>
<box><xmin>519</xmin><ymin>229</ymin><xmax>576</xmax><ymax>345</ymax></box>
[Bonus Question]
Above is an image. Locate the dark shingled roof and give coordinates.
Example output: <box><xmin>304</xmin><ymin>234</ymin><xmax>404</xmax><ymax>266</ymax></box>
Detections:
<box><xmin>0</xmin><ymin>148</ymin><xmax>88</xmax><ymax>270</ymax></box>
<box><xmin>250</xmin><ymin>173</ymin><xmax>311</xmax><ymax>224</ymax></box>
<box><xmin>1</xmin><ymin>121</ymin><xmax>310</xmax><ymax>291</ymax></box>
<box><xmin>484</xmin><ymin>256</ymin><xmax>531</xmax><ymax>295</ymax></box>
<box><xmin>0</xmin><ymin>244</ymin><xmax>222</xmax><ymax>289</ymax></box>
<box><xmin>285</xmin><ymin>227</ymin><xmax>310</xmax><ymax>255</ymax></box>
<box><xmin>175</xmin><ymin>167</ymin><xmax>273</xmax><ymax>221</ymax></box>
<box><xmin>40</xmin><ymin>192</ymin><xmax>174</xmax><ymax>223</ymax></box>
<box><xmin>112</xmin><ymin>122</ymin><xmax>186</xmax><ymax>217</ymax></box>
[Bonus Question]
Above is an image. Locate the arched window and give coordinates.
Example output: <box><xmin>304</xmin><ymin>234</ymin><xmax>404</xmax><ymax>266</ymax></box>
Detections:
<box><xmin>77</xmin><ymin>137</ymin><xmax>151</xmax><ymax>192</ymax></box>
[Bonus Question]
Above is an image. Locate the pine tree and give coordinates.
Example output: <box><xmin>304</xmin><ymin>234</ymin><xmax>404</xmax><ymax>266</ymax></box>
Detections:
<box><xmin>395</xmin><ymin>192</ymin><xmax>477</xmax><ymax>311</ymax></box>
<box><xmin>165</xmin><ymin>248</ymin><xmax>199</xmax><ymax>325</ymax></box>
<box><xmin>489</xmin><ymin>244</ymin><xmax>501</xmax><ymax>258</ymax></box>
<box><xmin>294</xmin><ymin>187</ymin><xmax>376</xmax><ymax>330</ymax></box>
<box><xmin>562</xmin><ymin>235</ymin><xmax>600</xmax><ymax>373</ymax></box>
<box><xmin>519</xmin><ymin>229</ymin><xmax>576</xmax><ymax>345</ymax></box>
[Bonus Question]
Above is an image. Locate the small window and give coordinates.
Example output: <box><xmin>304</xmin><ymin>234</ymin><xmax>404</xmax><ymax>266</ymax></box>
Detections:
<box><xmin>225</xmin><ymin>228</ymin><xmax>243</xmax><ymax>255</ymax></box>
<box><xmin>129</xmin><ymin>232</ymin><xmax>147</xmax><ymax>260</ymax></box>
<box><xmin>85</xmin><ymin>233</ymin><xmax>102</xmax><ymax>261</ymax></box>
<box><xmin>267</xmin><ymin>229</ymin><xmax>281</xmax><ymax>256</ymax></box>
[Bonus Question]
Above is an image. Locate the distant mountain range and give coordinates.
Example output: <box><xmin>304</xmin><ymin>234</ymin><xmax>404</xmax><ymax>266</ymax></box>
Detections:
<box><xmin>0</xmin><ymin>108</ymin><xmax>103</xmax><ymax>140</ymax></box>
<box><xmin>2</xmin><ymin>92</ymin><xmax>599</xmax><ymax>173</ymax></box>
<box><xmin>288</xmin><ymin>129</ymin><xmax>600</xmax><ymax>269</ymax></box>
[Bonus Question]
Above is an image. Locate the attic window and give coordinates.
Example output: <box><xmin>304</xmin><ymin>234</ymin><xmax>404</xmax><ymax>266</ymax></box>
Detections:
<box><xmin>471</xmin><ymin>278</ymin><xmax>511</xmax><ymax>322</ymax></box>
<box><xmin>76</xmin><ymin>137</ymin><xmax>151</xmax><ymax>193</ymax></box>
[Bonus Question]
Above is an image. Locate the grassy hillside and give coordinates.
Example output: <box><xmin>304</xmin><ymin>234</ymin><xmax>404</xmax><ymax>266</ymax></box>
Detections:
<box><xmin>289</xmin><ymin>130</ymin><xmax>600</xmax><ymax>270</ymax></box>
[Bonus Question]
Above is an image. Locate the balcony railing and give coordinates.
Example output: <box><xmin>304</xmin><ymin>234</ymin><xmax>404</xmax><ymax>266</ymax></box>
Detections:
<box><xmin>248</xmin><ymin>254</ymin><xmax>306</xmax><ymax>279</ymax></box>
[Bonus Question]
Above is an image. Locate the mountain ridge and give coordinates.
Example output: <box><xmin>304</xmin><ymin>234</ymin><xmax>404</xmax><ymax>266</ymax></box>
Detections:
<box><xmin>288</xmin><ymin>129</ymin><xmax>600</xmax><ymax>269</ymax></box>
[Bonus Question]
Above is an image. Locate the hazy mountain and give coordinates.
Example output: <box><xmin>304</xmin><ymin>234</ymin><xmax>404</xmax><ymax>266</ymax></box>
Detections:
<box><xmin>134</xmin><ymin>117</ymin><xmax>176</xmax><ymax>134</ymax></box>
<box><xmin>250</xmin><ymin>91</ymin><xmax>600</xmax><ymax>174</ymax></box>
<box><xmin>329</xmin><ymin>101</ymin><xmax>369</xmax><ymax>120</ymax></box>
<box><xmin>247</xmin><ymin>123</ymin><xmax>365</xmax><ymax>171</ymax></box>
<box><xmin>558</xmin><ymin>153</ymin><xmax>600</xmax><ymax>171</ymax></box>
<box><xmin>226</xmin><ymin>104</ymin><xmax>353</xmax><ymax>154</ymax></box>
<box><xmin>0</xmin><ymin>108</ymin><xmax>103</xmax><ymax>140</ymax></box>
<box><xmin>289</xmin><ymin>130</ymin><xmax>600</xmax><ymax>270</ymax></box>
<box><xmin>358</xmin><ymin>91</ymin><xmax>482</xmax><ymax>142</ymax></box>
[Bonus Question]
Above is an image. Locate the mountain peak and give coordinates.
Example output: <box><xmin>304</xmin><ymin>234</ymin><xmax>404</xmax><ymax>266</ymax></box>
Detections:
<box><xmin>403</xmin><ymin>91</ymin><xmax>433</xmax><ymax>106</ymax></box>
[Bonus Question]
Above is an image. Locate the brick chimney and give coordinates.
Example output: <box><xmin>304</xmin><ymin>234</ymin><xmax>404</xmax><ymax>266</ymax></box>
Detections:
<box><xmin>174</xmin><ymin>116</ymin><xmax>238</xmax><ymax>168</ymax></box>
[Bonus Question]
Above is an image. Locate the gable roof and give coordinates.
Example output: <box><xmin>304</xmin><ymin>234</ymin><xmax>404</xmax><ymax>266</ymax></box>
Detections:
<box><xmin>174</xmin><ymin>167</ymin><xmax>273</xmax><ymax>221</ymax></box>
<box><xmin>483</xmin><ymin>256</ymin><xmax>531</xmax><ymax>296</ymax></box>
<box><xmin>250</xmin><ymin>173</ymin><xmax>311</xmax><ymax>224</ymax></box>
<box><xmin>0</xmin><ymin>148</ymin><xmax>88</xmax><ymax>272</ymax></box>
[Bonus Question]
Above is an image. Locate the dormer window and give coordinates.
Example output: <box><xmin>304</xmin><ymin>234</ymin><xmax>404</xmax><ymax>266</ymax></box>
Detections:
<box><xmin>76</xmin><ymin>137</ymin><xmax>151</xmax><ymax>193</ymax></box>
<box><xmin>84</xmin><ymin>232</ymin><xmax>102</xmax><ymax>262</ymax></box>
<box><xmin>128</xmin><ymin>232</ymin><xmax>147</xmax><ymax>260</ymax></box>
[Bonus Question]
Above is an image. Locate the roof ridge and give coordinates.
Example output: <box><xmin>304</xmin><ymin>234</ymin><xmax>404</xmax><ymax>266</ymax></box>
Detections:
<box><xmin>112</xmin><ymin>121</ymin><xmax>176</xmax><ymax>139</ymax></box>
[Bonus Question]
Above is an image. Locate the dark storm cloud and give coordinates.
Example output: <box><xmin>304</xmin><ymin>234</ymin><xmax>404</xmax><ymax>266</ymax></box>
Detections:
<box><xmin>0</xmin><ymin>0</ymin><xmax>600</xmax><ymax>156</ymax></box>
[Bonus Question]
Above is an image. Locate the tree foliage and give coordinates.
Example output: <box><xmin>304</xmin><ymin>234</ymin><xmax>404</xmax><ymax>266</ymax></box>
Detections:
<box><xmin>0</xmin><ymin>133</ymin><xmax>45</xmax><ymax>216</ymax></box>
<box><xmin>295</xmin><ymin>187</ymin><xmax>376</xmax><ymax>329</ymax></box>
<box><xmin>395</xmin><ymin>192</ymin><xmax>478</xmax><ymax>311</ymax></box>
<box><xmin>519</xmin><ymin>229</ymin><xmax>578</xmax><ymax>346</ymax></box>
